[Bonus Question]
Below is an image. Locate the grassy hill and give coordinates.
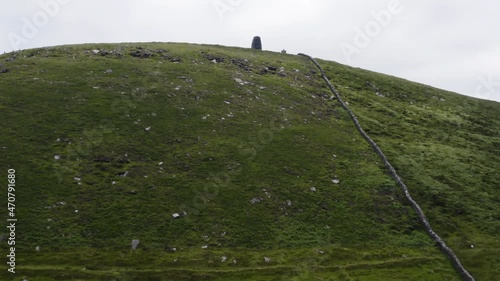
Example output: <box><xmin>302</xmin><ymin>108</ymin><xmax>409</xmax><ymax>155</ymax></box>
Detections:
<box><xmin>0</xmin><ymin>42</ymin><xmax>498</xmax><ymax>280</ymax></box>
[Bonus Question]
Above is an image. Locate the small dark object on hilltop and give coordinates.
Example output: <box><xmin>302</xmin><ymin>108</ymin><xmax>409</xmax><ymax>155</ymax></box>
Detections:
<box><xmin>251</xmin><ymin>36</ymin><xmax>262</xmax><ymax>50</ymax></box>
<box><xmin>0</xmin><ymin>68</ymin><xmax>10</xmax><ymax>74</ymax></box>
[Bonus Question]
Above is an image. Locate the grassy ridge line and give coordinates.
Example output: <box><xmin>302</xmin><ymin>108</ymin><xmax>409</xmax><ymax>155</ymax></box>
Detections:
<box><xmin>298</xmin><ymin>53</ymin><xmax>476</xmax><ymax>281</ymax></box>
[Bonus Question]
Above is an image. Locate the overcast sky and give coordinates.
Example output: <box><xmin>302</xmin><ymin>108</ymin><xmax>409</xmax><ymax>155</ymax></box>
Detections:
<box><xmin>1</xmin><ymin>0</ymin><xmax>499</xmax><ymax>102</ymax></box>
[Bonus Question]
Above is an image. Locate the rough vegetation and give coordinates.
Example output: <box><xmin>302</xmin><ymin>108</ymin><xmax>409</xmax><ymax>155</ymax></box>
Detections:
<box><xmin>0</xmin><ymin>42</ymin><xmax>498</xmax><ymax>280</ymax></box>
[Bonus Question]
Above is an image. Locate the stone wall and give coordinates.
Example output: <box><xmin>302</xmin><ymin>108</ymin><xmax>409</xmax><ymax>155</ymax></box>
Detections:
<box><xmin>298</xmin><ymin>53</ymin><xmax>475</xmax><ymax>281</ymax></box>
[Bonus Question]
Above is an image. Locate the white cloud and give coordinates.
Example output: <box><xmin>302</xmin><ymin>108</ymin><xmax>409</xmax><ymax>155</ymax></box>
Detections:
<box><xmin>1</xmin><ymin>0</ymin><xmax>499</xmax><ymax>102</ymax></box>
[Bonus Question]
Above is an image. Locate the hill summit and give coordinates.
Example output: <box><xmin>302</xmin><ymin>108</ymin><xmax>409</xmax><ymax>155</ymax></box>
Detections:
<box><xmin>0</xmin><ymin>42</ymin><xmax>498</xmax><ymax>280</ymax></box>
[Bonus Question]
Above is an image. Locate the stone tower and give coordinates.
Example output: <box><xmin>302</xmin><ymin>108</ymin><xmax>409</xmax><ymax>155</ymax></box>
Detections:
<box><xmin>251</xmin><ymin>36</ymin><xmax>262</xmax><ymax>50</ymax></box>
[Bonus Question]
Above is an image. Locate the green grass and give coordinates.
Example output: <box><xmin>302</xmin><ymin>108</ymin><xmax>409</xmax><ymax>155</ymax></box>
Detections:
<box><xmin>0</xmin><ymin>42</ymin><xmax>498</xmax><ymax>280</ymax></box>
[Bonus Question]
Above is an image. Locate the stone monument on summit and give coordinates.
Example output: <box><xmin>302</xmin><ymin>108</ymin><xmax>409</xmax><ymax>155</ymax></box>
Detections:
<box><xmin>251</xmin><ymin>36</ymin><xmax>262</xmax><ymax>50</ymax></box>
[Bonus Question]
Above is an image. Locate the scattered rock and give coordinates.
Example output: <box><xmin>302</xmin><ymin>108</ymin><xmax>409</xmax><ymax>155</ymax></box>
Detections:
<box><xmin>130</xmin><ymin>49</ymin><xmax>153</xmax><ymax>58</ymax></box>
<box><xmin>234</xmin><ymin>78</ymin><xmax>245</xmax><ymax>85</ymax></box>
<box><xmin>117</xmin><ymin>154</ymin><xmax>130</xmax><ymax>164</ymax></box>
<box><xmin>286</xmin><ymin>200</ymin><xmax>292</xmax><ymax>207</ymax></box>
<box><xmin>310</xmin><ymin>187</ymin><xmax>317</xmax><ymax>192</ymax></box>
<box><xmin>250</xmin><ymin>197</ymin><xmax>262</xmax><ymax>204</ymax></box>
<box><xmin>221</xmin><ymin>256</ymin><xmax>227</xmax><ymax>262</ymax></box>
<box><xmin>127</xmin><ymin>190</ymin><xmax>137</xmax><ymax>195</ymax></box>
<box><xmin>131</xmin><ymin>239</ymin><xmax>140</xmax><ymax>250</ymax></box>
<box><xmin>178</xmin><ymin>76</ymin><xmax>193</xmax><ymax>83</ymax></box>
<box><xmin>201</xmin><ymin>245</ymin><xmax>208</xmax><ymax>249</ymax></box>
<box><xmin>231</xmin><ymin>58</ymin><xmax>250</xmax><ymax>71</ymax></box>
<box><xmin>36</xmin><ymin>246</ymin><xmax>40</xmax><ymax>252</ymax></box>
<box><xmin>0</xmin><ymin>68</ymin><xmax>10</xmax><ymax>74</ymax></box>
<box><xmin>117</xmin><ymin>171</ymin><xmax>129</xmax><ymax>177</ymax></box>
<box><xmin>332</xmin><ymin>179</ymin><xmax>340</xmax><ymax>184</ymax></box>
<box><xmin>145</xmin><ymin>127</ymin><xmax>151</xmax><ymax>131</ymax></box>
<box><xmin>204</xmin><ymin>54</ymin><xmax>224</xmax><ymax>63</ymax></box>
<box><xmin>94</xmin><ymin>156</ymin><xmax>112</xmax><ymax>163</ymax></box>
<box><xmin>92</xmin><ymin>50</ymin><xmax>100</xmax><ymax>54</ymax></box>
<box><xmin>6</xmin><ymin>55</ymin><xmax>17</xmax><ymax>62</ymax></box>
<box><xmin>367</xmin><ymin>81</ymin><xmax>379</xmax><ymax>90</ymax></box>
<box><xmin>105</xmin><ymin>69</ymin><xmax>113</xmax><ymax>74</ymax></box>
<box><xmin>54</xmin><ymin>155</ymin><xmax>61</xmax><ymax>160</ymax></box>
<box><xmin>264</xmin><ymin>257</ymin><xmax>271</xmax><ymax>263</ymax></box>
<box><xmin>172</xmin><ymin>213</ymin><xmax>180</xmax><ymax>219</ymax></box>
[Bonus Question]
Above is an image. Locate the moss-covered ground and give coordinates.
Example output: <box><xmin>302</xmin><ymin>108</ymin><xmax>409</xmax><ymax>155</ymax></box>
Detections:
<box><xmin>0</xmin><ymin>43</ymin><xmax>498</xmax><ymax>280</ymax></box>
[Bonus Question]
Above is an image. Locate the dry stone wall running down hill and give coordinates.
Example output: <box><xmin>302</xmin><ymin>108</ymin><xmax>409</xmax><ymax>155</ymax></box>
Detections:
<box><xmin>298</xmin><ymin>53</ymin><xmax>475</xmax><ymax>281</ymax></box>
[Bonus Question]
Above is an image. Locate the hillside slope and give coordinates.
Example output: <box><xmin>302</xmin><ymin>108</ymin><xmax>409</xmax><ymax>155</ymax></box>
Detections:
<box><xmin>0</xmin><ymin>43</ymin><xmax>498</xmax><ymax>280</ymax></box>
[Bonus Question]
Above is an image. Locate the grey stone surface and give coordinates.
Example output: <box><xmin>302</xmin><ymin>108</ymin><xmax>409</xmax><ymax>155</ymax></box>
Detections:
<box><xmin>131</xmin><ymin>239</ymin><xmax>140</xmax><ymax>250</ymax></box>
